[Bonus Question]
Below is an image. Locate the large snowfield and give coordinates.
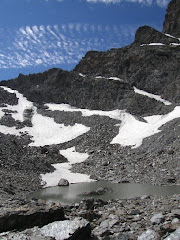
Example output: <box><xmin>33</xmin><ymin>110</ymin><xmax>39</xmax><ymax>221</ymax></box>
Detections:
<box><xmin>1</xmin><ymin>85</ymin><xmax>180</xmax><ymax>186</ymax></box>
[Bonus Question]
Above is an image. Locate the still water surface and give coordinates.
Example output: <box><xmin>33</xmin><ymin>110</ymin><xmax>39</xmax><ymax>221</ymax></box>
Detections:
<box><xmin>30</xmin><ymin>181</ymin><xmax>180</xmax><ymax>205</ymax></box>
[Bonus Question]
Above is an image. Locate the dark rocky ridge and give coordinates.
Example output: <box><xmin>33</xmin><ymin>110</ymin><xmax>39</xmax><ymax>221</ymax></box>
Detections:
<box><xmin>1</xmin><ymin>29</ymin><xmax>180</xmax><ymax>116</ymax></box>
<box><xmin>163</xmin><ymin>0</ymin><xmax>180</xmax><ymax>38</ymax></box>
<box><xmin>0</xmin><ymin>67</ymin><xmax>172</xmax><ymax>117</ymax></box>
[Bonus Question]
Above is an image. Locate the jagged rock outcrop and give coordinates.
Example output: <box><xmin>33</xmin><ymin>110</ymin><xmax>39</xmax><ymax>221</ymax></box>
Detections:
<box><xmin>163</xmin><ymin>0</ymin><xmax>180</xmax><ymax>38</ymax></box>
<box><xmin>134</xmin><ymin>25</ymin><xmax>179</xmax><ymax>45</ymax></box>
<box><xmin>0</xmin><ymin>67</ymin><xmax>169</xmax><ymax>116</ymax></box>
<box><xmin>1</xmin><ymin>1</ymin><xmax>179</xmax><ymax>116</ymax></box>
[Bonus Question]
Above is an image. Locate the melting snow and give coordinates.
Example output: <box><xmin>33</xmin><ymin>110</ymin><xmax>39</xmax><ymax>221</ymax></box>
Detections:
<box><xmin>95</xmin><ymin>76</ymin><xmax>123</xmax><ymax>82</ymax></box>
<box><xmin>0</xmin><ymin>87</ymin><xmax>90</xmax><ymax>146</ymax></box>
<box><xmin>24</xmin><ymin>110</ymin><xmax>90</xmax><ymax>147</ymax></box>
<box><xmin>60</xmin><ymin>147</ymin><xmax>89</xmax><ymax>164</ymax></box>
<box><xmin>170</xmin><ymin>43</ymin><xmax>180</xmax><ymax>46</ymax></box>
<box><xmin>41</xmin><ymin>147</ymin><xmax>93</xmax><ymax>187</ymax></box>
<box><xmin>1</xmin><ymin>86</ymin><xmax>180</xmax><ymax>150</ymax></box>
<box><xmin>134</xmin><ymin>87</ymin><xmax>172</xmax><ymax>105</ymax></box>
<box><xmin>165</xmin><ymin>33</ymin><xmax>180</xmax><ymax>41</ymax></box>
<box><xmin>79</xmin><ymin>73</ymin><xmax>86</xmax><ymax>77</ymax></box>
<box><xmin>140</xmin><ymin>43</ymin><xmax>165</xmax><ymax>46</ymax></box>
<box><xmin>46</xmin><ymin>103</ymin><xmax>180</xmax><ymax>149</ymax></box>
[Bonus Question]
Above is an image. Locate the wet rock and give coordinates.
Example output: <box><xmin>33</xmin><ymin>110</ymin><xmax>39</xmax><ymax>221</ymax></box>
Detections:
<box><xmin>150</xmin><ymin>213</ymin><xmax>165</xmax><ymax>224</ymax></box>
<box><xmin>78</xmin><ymin>187</ymin><xmax>112</xmax><ymax>196</ymax></box>
<box><xmin>58</xmin><ymin>179</ymin><xmax>69</xmax><ymax>186</ymax></box>
<box><xmin>137</xmin><ymin>229</ymin><xmax>160</xmax><ymax>240</ymax></box>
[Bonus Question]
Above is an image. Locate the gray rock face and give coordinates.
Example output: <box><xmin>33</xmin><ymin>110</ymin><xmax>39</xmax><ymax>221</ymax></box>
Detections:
<box><xmin>163</xmin><ymin>0</ymin><xmax>180</xmax><ymax>38</ymax></box>
<box><xmin>164</xmin><ymin>227</ymin><xmax>180</xmax><ymax>240</ymax></box>
<box><xmin>40</xmin><ymin>218</ymin><xmax>91</xmax><ymax>240</ymax></box>
<box><xmin>134</xmin><ymin>25</ymin><xmax>179</xmax><ymax>45</ymax></box>
<box><xmin>150</xmin><ymin>213</ymin><xmax>165</xmax><ymax>225</ymax></box>
<box><xmin>138</xmin><ymin>229</ymin><xmax>160</xmax><ymax>240</ymax></box>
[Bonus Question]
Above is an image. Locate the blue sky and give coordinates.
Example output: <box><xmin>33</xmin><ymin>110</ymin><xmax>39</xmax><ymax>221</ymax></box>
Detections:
<box><xmin>0</xmin><ymin>0</ymin><xmax>170</xmax><ymax>80</ymax></box>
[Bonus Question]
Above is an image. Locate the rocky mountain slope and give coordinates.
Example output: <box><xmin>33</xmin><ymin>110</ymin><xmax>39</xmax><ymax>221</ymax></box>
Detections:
<box><xmin>0</xmin><ymin>0</ymin><xmax>180</xmax><ymax>239</ymax></box>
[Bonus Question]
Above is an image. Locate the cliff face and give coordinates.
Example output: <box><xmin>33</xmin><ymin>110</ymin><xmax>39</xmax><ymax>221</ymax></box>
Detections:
<box><xmin>163</xmin><ymin>0</ymin><xmax>180</xmax><ymax>37</ymax></box>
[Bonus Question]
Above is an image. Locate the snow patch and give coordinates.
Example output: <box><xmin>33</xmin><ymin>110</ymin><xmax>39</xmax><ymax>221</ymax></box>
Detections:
<box><xmin>23</xmin><ymin>109</ymin><xmax>90</xmax><ymax>147</ymax></box>
<box><xmin>112</xmin><ymin>106</ymin><xmax>180</xmax><ymax>148</ymax></box>
<box><xmin>41</xmin><ymin>147</ymin><xmax>93</xmax><ymax>187</ymax></box>
<box><xmin>60</xmin><ymin>147</ymin><xmax>89</xmax><ymax>164</ymax></box>
<box><xmin>79</xmin><ymin>73</ymin><xmax>86</xmax><ymax>77</ymax></box>
<box><xmin>0</xmin><ymin>125</ymin><xmax>21</xmax><ymax>136</ymax></box>
<box><xmin>170</xmin><ymin>43</ymin><xmax>180</xmax><ymax>46</ymax></box>
<box><xmin>165</xmin><ymin>33</ymin><xmax>180</xmax><ymax>41</ymax></box>
<box><xmin>134</xmin><ymin>87</ymin><xmax>172</xmax><ymax>105</ymax></box>
<box><xmin>95</xmin><ymin>76</ymin><xmax>123</xmax><ymax>81</ymax></box>
<box><xmin>46</xmin><ymin>103</ymin><xmax>180</xmax><ymax>149</ymax></box>
<box><xmin>0</xmin><ymin>87</ymin><xmax>90</xmax><ymax>146</ymax></box>
<box><xmin>140</xmin><ymin>43</ymin><xmax>165</xmax><ymax>46</ymax></box>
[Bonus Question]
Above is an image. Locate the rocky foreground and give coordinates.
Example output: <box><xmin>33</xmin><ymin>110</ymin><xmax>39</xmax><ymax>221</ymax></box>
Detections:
<box><xmin>0</xmin><ymin>194</ymin><xmax>179</xmax><ymax>239</ymax></box>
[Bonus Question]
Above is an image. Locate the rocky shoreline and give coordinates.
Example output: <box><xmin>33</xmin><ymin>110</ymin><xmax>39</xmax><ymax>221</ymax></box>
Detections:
<box><xmin>0</xmin><ymin>191</ymin><xmax>179</xmax><ymax>239</ymax></box>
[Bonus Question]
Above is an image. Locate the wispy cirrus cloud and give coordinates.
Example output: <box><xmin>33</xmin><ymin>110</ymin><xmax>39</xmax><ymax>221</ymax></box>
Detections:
<box><xmin>0</xmin><ymin>23</ymin><xmax>139</xmax><ymax>69</ymax></box>
<box><xmin>86</xmin><ymin>0</ymin><xmax>170</xmax><ymax>7</ymax></box>
<box><xmin>44</xmin><ymin>0</ymin><xmax>169</xmax><ymax>7</ymax></box>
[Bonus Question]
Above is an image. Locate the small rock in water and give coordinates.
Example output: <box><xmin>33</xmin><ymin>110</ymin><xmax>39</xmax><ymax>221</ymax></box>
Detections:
<box><xmin>138</xmin><ymin>229</ymin><xmax>160</xmax><ymax>240</ymax></box>
<box><xmin>78</xmin><ymin>186</ymin><xmax>112</xmax><ymax>196</ymax></box>
<box><xmin>58</xmin><ymin>179</ymin><xmax>69</xmax><ymax>186</ymax></box>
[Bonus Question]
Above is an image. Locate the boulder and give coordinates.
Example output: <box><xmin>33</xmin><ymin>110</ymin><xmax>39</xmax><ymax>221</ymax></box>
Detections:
<box><xmin>138</xmin><ymin>229</ymin><xmax>160</xmax><ymax>240</ymax></box>
<box><xmin>0</xmin><ymin>218</ymin><xmax>91</xmax><ymax>240</ymax></box>
<box><xmin>58</xmin><ymin>179</ymin><xmax>69</xmax><ymax>186</ymax></box>
<box><xmin>164</xmin><ymin>227</ymin><xmax>180</xmax><ymax>240</ymax></box>
<box><xmin>150</xmin><ymin>213</ymin><xmax>165</xmax><ymax>225</ymax></box>
<box><xmin>40</xmin><ymin>218</ymin><xmax>91</xmax><ymax>240</ymax></box>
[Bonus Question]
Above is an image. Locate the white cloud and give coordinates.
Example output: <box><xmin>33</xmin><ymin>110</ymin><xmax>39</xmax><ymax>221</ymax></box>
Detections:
<box><xmin>156</xmin><ymin>0</ymin><xmax>169</xmax><ymax>7</ymax></box>
<box><xmin>43</xmin><ymin>0</ymin><xmax>169</xmax><ymax>6</ymax></box>
<box><xmin>86</xmin><ymin>0</ymin><xmax>170</xmax><ymax>6</ymax></box>
<box><xmin>0</xmin><ymin>23</ymin><xmax>139</xmax><ymax>69</ymax></box>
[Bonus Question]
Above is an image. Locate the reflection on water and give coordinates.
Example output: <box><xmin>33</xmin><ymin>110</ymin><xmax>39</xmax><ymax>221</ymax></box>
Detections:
<box><xmin>30</xmin><ymin>181</ymin><xmax>180</xmax><ymax>205</ymax></box>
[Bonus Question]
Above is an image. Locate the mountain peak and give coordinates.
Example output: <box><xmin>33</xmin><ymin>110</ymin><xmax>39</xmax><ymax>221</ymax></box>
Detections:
<box><xmin>163</xmin><ymin>0</ymin><xmax>180</xmax><ymax>38</ymax></box>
